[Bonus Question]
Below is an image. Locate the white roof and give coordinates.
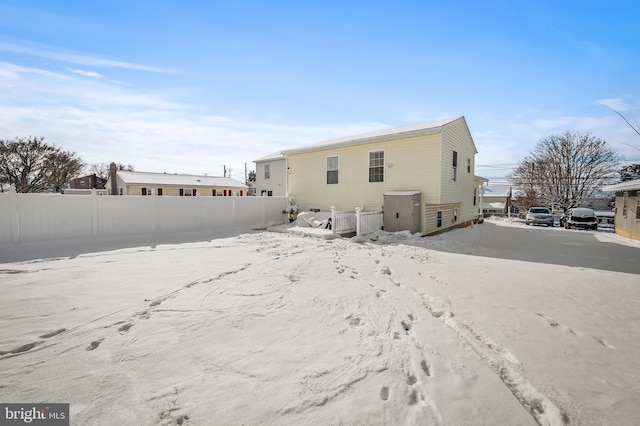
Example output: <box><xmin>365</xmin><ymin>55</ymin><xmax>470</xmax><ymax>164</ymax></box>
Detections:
<box><xmin>483</xmin><ymin>185</ymin><xmax>512</xmax><ymax>198</ymax></box>
<box><xmin>117</xmin><ymin>171</ymin><xmax>247</xmax><ymax>188</ymax></box>
<box><xmin>602</xmin><ymin>178</ymin><xmax>640</xmax><ymax>192</ymax></box>
<box><xmin>254</xmin><ymin>151</ymin><xmax>285</xmax><ymax>162</ymax></box>
<box><xmin>282</xmin><ymin>116</ymin><xmax>468</xmax><ymax>155</ymax></box>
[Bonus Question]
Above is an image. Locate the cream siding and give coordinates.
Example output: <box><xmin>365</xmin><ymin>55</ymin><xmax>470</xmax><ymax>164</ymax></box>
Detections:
<box><xmin>287</xmin><ymin>133</ymin><xmax>443</xmax><ymax>212</ymax></box>
<box><xmin>440</xmin><ymin>118</ymin><xmax>478</xmax><ymax>225</ymax></box>
<box><xmin>614</xmin><ymin>190</ymin><xmax>640</xmax><ymax>240</ymax></box>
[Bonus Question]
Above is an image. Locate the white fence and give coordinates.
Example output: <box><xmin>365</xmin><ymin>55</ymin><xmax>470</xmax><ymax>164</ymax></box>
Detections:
<box><xmin>330</xmin><ymin>206</ymin><xmax>383</xmax><ymax>236</ymax></box>
<box><xmin>0</xmin><ymin>187</ymin><xmax>288</xmax><ymax>244</ymax></box>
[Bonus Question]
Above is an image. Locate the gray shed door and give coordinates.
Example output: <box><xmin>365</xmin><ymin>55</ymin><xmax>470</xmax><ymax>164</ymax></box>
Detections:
<box><xmin>383</xmin><ymin>191</ymin><xmax>421</xmax><ymax>233</ymax></box>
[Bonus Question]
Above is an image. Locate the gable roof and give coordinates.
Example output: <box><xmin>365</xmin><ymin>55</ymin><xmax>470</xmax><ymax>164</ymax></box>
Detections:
<box><xmin>254</xmin><ymin>151</ymin><xmax>285</xmax><ymax>163</ymax></box>
<box><xmin>602</xmin><ymin>178</ymin><xmax>640</xmax><ymax>192</ymax></box>
<box><xmin>116</xmin><ymin>171</ymin><xmax>247</xmax><ymax>188</ymax></box>
<box><xmin>282</xmin><ymin>116</ymin><xmax>472</xmax><ymax>155</ymax></box>
<box><xmin>483</xmin><ymin>185</ymin><xmax>512</xmax><ymax>198</ymax></box>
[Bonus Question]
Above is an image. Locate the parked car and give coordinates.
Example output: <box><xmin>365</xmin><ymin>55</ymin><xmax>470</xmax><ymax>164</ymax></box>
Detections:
<box><xmin>564</xmin><ymin>208</ymin><xmax>598</xmax><ymax>230</ymax></box>
<box><xmin>525</xmin><ymin>207</ymin><xmax>554</xmax><ymax>227</ymax></box>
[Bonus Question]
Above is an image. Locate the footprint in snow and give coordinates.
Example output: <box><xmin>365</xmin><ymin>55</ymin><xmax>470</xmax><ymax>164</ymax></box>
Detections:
<box><xmin>86</xmin><ymin>339</ymin><xmax>104</xmax><ymax>351</ymax></box>
<box><xmin>406</xmin><ymin>374</ymin><xmax>418</xmax><ymax>385</ymax></box>
<box><xmin>380</xmin><ymin>386</ymin><xmax>390</xmax><ymax>401</ymax></box>
<box><xmin>420</xmin><ymin>360</ymin><xmax>431</xmax><ymax>377</ymax></box>
<box><xmin>118</xmin><ymin>323</ymin><xmax>134</xmax><ymax>334</ymax></box>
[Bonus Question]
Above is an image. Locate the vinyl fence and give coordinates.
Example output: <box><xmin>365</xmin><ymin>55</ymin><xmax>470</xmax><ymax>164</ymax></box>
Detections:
<box><xmin>330</xmin><ymin>206</ymin><xmax>383</xmax><ymax>236</ymax></box>
<box><xmin>0</xmin><ymin>187</ymin><xmax>288</xmax><ymax>244</ymax></box>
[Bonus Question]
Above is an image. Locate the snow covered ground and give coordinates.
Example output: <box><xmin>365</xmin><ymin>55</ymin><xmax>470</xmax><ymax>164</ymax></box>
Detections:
<box><xmin>1</xmin><ymin>218</ymin><xmax>639</xmax><ymax>425</ymax></box>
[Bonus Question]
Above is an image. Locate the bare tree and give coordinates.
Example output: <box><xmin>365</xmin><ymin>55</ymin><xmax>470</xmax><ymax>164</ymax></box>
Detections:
<box><xmin>0</xmin><ymin>137</ymin><xmax>84</xmax><ymax>193</ymax></box>
<box><xmin>511</xmin><ymin>131</ymin><xmax>619</xmax><ymax>211</ymax></box>
<box><xmin>599</xmin><ymin>103</ymin><xmax>640</xmax><ymax>150</ymax></box>
<box><xmin>599</xmin><ymin>103</ymin><xmax>640</xmax><ymax>181</ymax></box>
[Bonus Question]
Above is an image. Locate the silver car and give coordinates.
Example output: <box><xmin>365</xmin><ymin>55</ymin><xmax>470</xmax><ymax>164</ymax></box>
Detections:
<box><xmin>525</xmin><ymin>207</ymin><xmax>554</xmax><ymax>227</ymax></box>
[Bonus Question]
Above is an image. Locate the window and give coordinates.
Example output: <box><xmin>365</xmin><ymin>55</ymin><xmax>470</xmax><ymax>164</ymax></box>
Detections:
<box><xmin>453</xmin><ymin>208</ymin><xmax>458</xmax><ymax>223</ymax></box>
<box><xmin>473</xmin><ymin>187</ymin><xmax>477</xmax><ymax>206</ymax></box>
<box><xmin>623</xmin><ymin>191</ymin><xmax>628</xmax><ymax>217</ymax></box>
<box><xmin>467</xmin><ymin>158</ymin><xmax>471</xmax><ymax>173</ymax></box>
<box><xmin>212</xmin><ymin>189</ymin><xmax>217</xmax><ymax>196</ymax></box>
<box><xmin>180</xmin><ymin>189</ymin><xmax>195</xmax><ymax>196</ymax></box>
<box><xmin>80</xmin><ymin>180</ymin><xmax>86</xmax><ymax>186</ymax></box>
<box><xmin>264</xmin><ymin>164</ymin><xmax>270</xmax><ymax>179</ymax></box>
<box><xmin>437</xmin><ymin>210</ymin><xmax>443</xmax><ymax>228</ymax></box>
<box><xmin>327</xmin><ymin>156</ymin><xmax>339</xmax><ymax>184</ymax></box>
<box><xmin>267</xmin><ymin>190</ymin><xmax>273</xmax><ymax>196</ymax></box>
<box><xmin>369</xmin><ymin>151</ymin><xmax>384</xmax><ymax>182</ymax></box>
<box><xmin>452</xmin><ymin>151</ymin><xmax>458</xmax><ymax>182</ymax></box>
<box><xmin>636</xmin><ymin>192</ymin><xmax>640</xmax><ymax>220</ymax></box>
<box><xmin>142</xmin><ymin>187</ymin><xmax>152</xmax><ymax>196</ymax></box>
<box><xmin>157</xmin><ymin>188</ymin><xmax>163</xmax><ymax>196</ymax></box>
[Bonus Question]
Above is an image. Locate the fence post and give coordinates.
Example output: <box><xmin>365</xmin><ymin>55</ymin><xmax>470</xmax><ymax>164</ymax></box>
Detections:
<box><xmin>331</xmin><ymin>206</ymin><xmax>336</xmax><ymax>234</ymax></box>
<box><xmin>91</xmin><ymin>189</ymin><xmax>99</xmax><ymax>238</ymax></box>
<box><xmin>8</xmin><ymin>185</ymin><xmax>19</xmax><ymax>243</ymax></box>
<box><xmin>355</xmin><ymin>207</ymin><xmax>361</xmax><ymax>237</ymax></box>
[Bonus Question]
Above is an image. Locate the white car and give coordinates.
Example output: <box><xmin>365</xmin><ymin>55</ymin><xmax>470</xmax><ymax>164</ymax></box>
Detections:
<box><xmin>525</xmin><ymin>207</ymin><xmax>554</xmax><ymax>227</ymax></box>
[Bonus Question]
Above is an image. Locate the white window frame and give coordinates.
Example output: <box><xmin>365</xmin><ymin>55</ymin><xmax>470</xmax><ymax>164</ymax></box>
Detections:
<box><xmin>327</xmin><ymin>155</ymin><xmax>339</xmax><ymax>184</ymax></box>
<box><xmin>368</xmin><ymin>150</ymin><xmax>385</xmax><ymax>183</ymax></box>
<box><xmin>264</xmin><ymin>164</ymin><xmax>271</xmax><ymax>180</ymax></box>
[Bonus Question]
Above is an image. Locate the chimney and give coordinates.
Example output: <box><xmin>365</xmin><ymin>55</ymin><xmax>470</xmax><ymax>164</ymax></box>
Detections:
<box><xmin>109</xmin><ymin>162</ymin><xmax>118</xmax><ymax>195</ymax></box>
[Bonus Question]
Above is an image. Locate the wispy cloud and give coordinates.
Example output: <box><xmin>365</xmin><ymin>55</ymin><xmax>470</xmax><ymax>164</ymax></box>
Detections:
<box><xmin>66</xmin><ymin>68</ymin><xmax>103</xmax><ymax>78</ymax></box>
<box><xmin>0</xmin><ymin>61</ymin><xmax>385</xmax><ymax>178</ymax></box>
<box><xmin>596</xmin><ymin>98</ymin><xmax>636</xmax><ymax>112</ymax></box>
<box><xmin>0</xmin><ymin>40</ymin><xmax>171</xmax><ymax>73</ymax></box>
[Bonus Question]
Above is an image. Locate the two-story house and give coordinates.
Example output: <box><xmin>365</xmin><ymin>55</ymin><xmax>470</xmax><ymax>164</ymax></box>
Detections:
<box><xmin>281</xmin><ymin>116</ymin><xmax>485</xmax><ymax>235</ymax></box>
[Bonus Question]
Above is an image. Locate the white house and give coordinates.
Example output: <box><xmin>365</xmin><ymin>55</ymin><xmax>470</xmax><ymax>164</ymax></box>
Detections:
<box><xmin>253</xmin><ymin>152</ymin><xmax>287</xmax><ymax>196</ymax></box>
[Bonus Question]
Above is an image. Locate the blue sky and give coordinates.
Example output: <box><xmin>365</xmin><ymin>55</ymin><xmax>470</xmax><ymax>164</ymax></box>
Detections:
<box><xmin>1</xmin><ymin>1</ymin><xmax>639</xmax><ymax>182</ymax></box>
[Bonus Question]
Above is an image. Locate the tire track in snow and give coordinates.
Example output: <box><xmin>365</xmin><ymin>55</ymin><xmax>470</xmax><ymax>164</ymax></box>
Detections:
<box><xmin>418</xmin><ymin>290</ymin><xmax>570</xmax><ymax>426</ymax></box>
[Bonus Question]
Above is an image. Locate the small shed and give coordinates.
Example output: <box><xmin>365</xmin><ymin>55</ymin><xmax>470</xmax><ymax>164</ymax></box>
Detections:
<box><xmin>383</xmin><ymin>191</ymin><xmax>421</xmax><ymax>233</ymax></box>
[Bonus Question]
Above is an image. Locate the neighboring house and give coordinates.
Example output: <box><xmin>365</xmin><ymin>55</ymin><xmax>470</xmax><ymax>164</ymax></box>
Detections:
<box><xmin>69</xmin><ymin>174</ymin><xmax>108</xmax><ymax>190</ymax></box>
<box><xmin>482</xmin><ymin>185</ymin><xmax>512</xmax><ymax>217</ymax></box>
<box><xmin>253</xmin><ymin>151</ymin><xmax>287</xmax><ymax>196</ymax></box>
<box><xmin>105</xmin><ymin>170</ymin><xmax>248</xmax><ymax>196</ymax></box>
<box><xmin>281</xmin><ymin>116</ymin><xmax>484</xmax><ymax>235</ymax></box>
<box><xmin>602</xmin><ymin>178</ymin><xmax>640</xmax><ymax>241</ymax></box>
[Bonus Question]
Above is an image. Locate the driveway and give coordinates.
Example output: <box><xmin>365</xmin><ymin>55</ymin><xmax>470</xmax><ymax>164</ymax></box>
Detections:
<box><xmin>416</xmin><ymin>220</ymin><xmax>640</xmax><ymax>275</ymax></box>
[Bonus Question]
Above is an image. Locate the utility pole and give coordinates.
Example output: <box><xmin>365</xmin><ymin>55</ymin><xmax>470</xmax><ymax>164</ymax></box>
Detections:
<box><xmin>244</xmin><ymin>162</ymin><xmax>248</xmax><ymax>185</ymax></box>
